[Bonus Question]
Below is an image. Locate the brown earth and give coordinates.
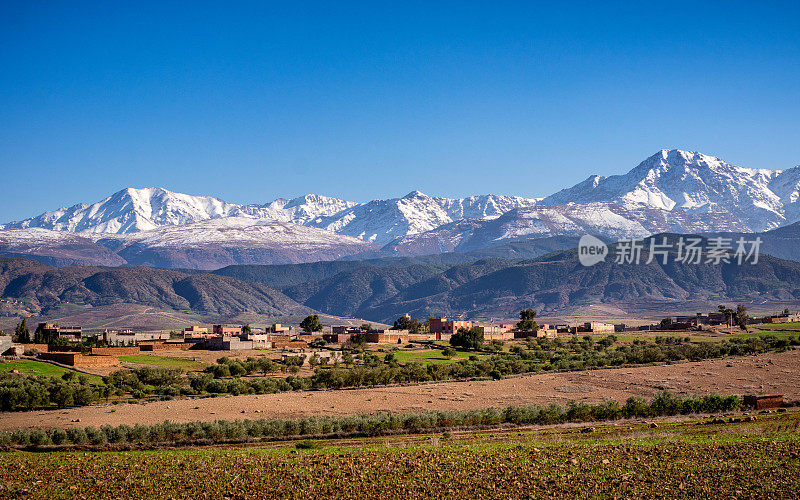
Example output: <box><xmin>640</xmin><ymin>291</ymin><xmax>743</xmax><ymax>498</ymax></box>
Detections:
<box><xmin>1</xmin><ymin>350</ymin><xmax>798</xmax><ymax>431</ymax></box>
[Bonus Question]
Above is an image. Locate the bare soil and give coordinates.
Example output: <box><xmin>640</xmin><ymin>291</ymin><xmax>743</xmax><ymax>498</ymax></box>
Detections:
<box><xmin>1</xmin><ymin>349</ymin><xmax>798</xmax><ymax>431</ymax></box>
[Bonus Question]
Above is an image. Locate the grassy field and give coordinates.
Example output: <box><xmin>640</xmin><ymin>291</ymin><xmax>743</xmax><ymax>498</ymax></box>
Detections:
<box><xmin>753</xmin><ymin>322</ymin><xmax>800</xmax><ymax>332</ymax></box>
<box><xmin>613</xmin><ymin>327</ymin><xmax>800</xmax><ymax>343</ymax></box>
<box><xmin>0</xmin><ymin>359</ymin><xmax>103</xmax><ymax>383</ymax></box>
<box><xmin>118</xmin><ymin>354</ymin><xmax>206</xmax><ymax>371</ymax></box>
<box><xmin>0</xmin><ymin>411</ymin><xmax>797</xmax><ymax>498</ymax></box>
<box><xmin>391</xmin><ymin>348</ymin><xmax>490</xmax><ymax>365</ymax></box>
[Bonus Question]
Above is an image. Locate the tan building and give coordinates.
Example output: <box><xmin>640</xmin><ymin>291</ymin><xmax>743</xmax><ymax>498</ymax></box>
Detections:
<box><xmin>365</xmin><ymin>330</ymin><xmax>409</xmax><ymax>344</ymax></box>
<box><xmin>476</xmin><ymin>323</ymin><xmax>515</xmax><ymax>340</ymax></box>
<box><xmin>241</xmin><ymin>332</ymin><xmax>273</xmax><ymax>348</ymax></box>
<box><xmin>429</xmin><ymin>318</ymin><xmax>473</xmax><ymax>341</ymax></box>
<box><xmin>213</xmin><ymin>325</ymin><xmax>242</xmax><ymax>336</ymax></box>
<box><xmin>36</xmin><ymin>323</ymin><xmax>82</xmax><ymax>342</ymax></box>
<box><xmin>183</xmin><ymin>326</ymin><xmax>208</xmax><ymax>338</ymax></box>
<box><xmin>514</xmin><ymin>327</ymin><xmax>558</xmax><ymax>339</ymax></box>
<box><xmin>203</xmin><ymin>336</ymin><xmax>253</xmax><ymax>350</ymax></box>
<box><xmin>103</xmin><ymin>330</ymin><xmax>170</xmax><ymax>345</ymax></box>
<box><xmin>583</xmin><ymin>322</ymin><xmax>615</xmax><ymax>334</ymax></box>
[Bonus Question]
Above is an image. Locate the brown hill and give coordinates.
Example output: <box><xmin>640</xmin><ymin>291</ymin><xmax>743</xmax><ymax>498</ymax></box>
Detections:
<box><xmin>0</xmin><ymin>257</ymin><xmax>311</xmax><ymax>318</ymax></box>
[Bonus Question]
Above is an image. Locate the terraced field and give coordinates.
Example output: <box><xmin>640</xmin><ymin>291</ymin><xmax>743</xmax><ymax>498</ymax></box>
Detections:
<box><xmin>0</xmin><ymin>410</ymin><xmax>797</xmax><ymax>498</ymax></box>
<box><xmin>0</xmin><ymin>359</ymin><xmax>103</xmax><ymax>384</ymax></box>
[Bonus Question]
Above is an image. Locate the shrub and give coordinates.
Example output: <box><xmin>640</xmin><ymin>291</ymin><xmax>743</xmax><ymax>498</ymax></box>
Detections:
<box><xmin>28</xmin><ymin>428</ymin><xmax>51</xmax><ymax>446</ymax></box>
<box><xmin>295</xmin><ymin>439</ymin><xmax>318</xmax><ymax>449</ymax></box>
<box><xmin>49</xmin><ymin>427</ymin><xmax>68</xmax><ymax>445</ymax></box>
<box><xmin>84</xmin><ymin>426</ymin><xmax>107</xmax><ymax>445</ymax></box>
<box><xmin>65</xmin><ymin>427</ymin><xmax>88</xmax><ymax>445</ymax></box>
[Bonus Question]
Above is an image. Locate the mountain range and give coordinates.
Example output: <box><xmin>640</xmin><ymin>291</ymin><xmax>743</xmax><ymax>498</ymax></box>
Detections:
<box><xmin>4</xmin><ymin>230</ymin><xmax>798</xmax><ymax>327</ymax></box>
<box><xmin>2</xmin><ymin>149</ymin><xmax>799</xmax><ymax>269</ymax></box>
<box><xmin>212</xmin><ymin>235</ymin><xmax>800</xmax><ymax>323</ymax></box>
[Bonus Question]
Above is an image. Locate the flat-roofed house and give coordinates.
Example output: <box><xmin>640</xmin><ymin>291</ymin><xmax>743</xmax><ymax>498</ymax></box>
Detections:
<box><xmin>36</xmin><ymin>323</ymin><xmax>82</xmax><ymax>343</ymax></box>
<box><xmin>476</xmin><ymin>323</ymin><xmax>515</xmax><ymax>340</ymax></box>
<box><xmin>213</xmin><ymin>325</ymin><xmax>242</xmax><ymax>336</ymax></box>
<box><xmin>184</xmin><ymin>326</ymin><xmax>208</xmax><ymax>338</ymax></box>
<box><xmin>103</xmin><ymin>330</ymin><xmax>171</xmax><ymax>346</ymax></box>
<box><xmin>428</xmin><ymin>318</ymin><xmax>473</xmax><ymax>341</ymax></box>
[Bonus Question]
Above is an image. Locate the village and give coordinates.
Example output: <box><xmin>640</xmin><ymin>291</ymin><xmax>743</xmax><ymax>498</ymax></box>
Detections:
<box><xmin>1</xmin><ymin>307</ymin><xmax>796</xmax><ymax>371</ymax></box>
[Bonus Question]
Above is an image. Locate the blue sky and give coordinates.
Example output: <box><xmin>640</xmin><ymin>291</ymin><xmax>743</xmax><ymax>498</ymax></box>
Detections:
<box><xmin>1</xmin><ymin>1</ymin><xmax>799</xmax><ymax>221</ymax></box>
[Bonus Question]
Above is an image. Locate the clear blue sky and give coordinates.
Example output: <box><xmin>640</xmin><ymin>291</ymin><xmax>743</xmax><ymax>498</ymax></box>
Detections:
<box><xmin>1</xmin><ymin>1</ymin><xmax>799</xmax><ymax>221</ymax></box>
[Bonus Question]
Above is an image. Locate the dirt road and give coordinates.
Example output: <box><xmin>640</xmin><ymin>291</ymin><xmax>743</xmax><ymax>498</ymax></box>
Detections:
<box><xmin>1</xmin><ymin>350</ymin><xmax>797</xmax><ymax>430</ymax></box>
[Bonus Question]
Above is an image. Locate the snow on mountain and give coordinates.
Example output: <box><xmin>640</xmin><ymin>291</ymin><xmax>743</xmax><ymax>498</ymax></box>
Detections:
<box><xmin>768</xmin><ymin>166</ymin><xmax>800</xmax><ymax>222</ymax></box>
<box><xmin>2</xmin><ymin>149</ymin><xmax>799</xmax><ymax>266</ymax></box>
<box><xmin>308</xmin><ymin>191</ymin><xmax>538</xmax><ymax>245</ymax></box>
<box><xmin>104</xmin><ymin>217</ymin><xmax>373</xmax><ymax>248</ymax></box>
<box><xmin>380</xmin><ymin>203</ymin><xmax>651</xmax><ymax>255</ymax></box>
<box><xmin>0</xmin><ymin>187</ymin><xmax>245</xmax><ymax>233</ymax></box>
<box><xmin>0</xmin><ymin>228</ymin><xmax>127</xmax><ymax>266</ymax></box>
<box><xmin>244</xmin><ymin>194</ymin><xmax>359</xmax><ymax>225</ymax></box>
<box><xmin>1</xmin><ymin>188</ymin><xmax>357</xmax><ymax>234</ymax></box>
<box><xmin>540</xmin><ymin>149</ymin><xmax>793</xmax><ymax>232</ymax></box>
<box><xmin>0</xmin><ymin>219</ymin><xmax>377</xmax><ymax>269</ymax></box>
<box><xmin>378</xmin><ymin>199</ymin><xmax>760</xmax><ymax>257</ymax></box>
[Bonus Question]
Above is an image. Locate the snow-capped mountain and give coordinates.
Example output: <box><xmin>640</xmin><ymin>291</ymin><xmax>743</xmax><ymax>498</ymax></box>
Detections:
<box><xmin>1</xmin><ymin>149</ymin><xmax>799</xmax><ymax>268</ymax></box>
<box><xmin>2</xmin><ymin>187</ymin><xmax>240</xmax><ymax>233</ymax></box>
<box><xmin>96</xmin><ymin>218</ymin><xmax>377</xmax><ymax>269</ymax></box>
<box><xmin>379</xmin><ymin>201</ymin><xmax>752</xmax><ymax>257</ymax></box>
<box><xmin>308</xmin><ymin>191</ymin><xmax>538</xmax><ymax>245</ymax></box>
<box><xmin>540</xmin><ymin>149</ymin><xmax>799</xmax><ymax>232</ymax></box>
<box><xmin>245</xmin><ymin>194</ymin><xmax>359</xmax><ymax>226</ymax></box>
<box><xmin>1</xmin><ymin>187</ymin><xmax>357</xmax><ymax>234</ymax></box>
<box><xmin>1</xmin><ymin>187</ymin><xmax>539</xmax><ymax>245</ymax></box>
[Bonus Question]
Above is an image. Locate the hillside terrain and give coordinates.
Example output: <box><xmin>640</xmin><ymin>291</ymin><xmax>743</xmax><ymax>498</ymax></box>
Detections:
<box><xmin>212</xmin><ymin>235</ymin><xmax>800</xmax><ymax>322</ymax></box>
<box><xmin>1</xmin><ymin>229</ymin><xmax>798</xmax><ymax>325</ymax></box>
<box><xmin>0</xmin><ymin>257</ymin><xmax>311</xmax><ymax>319</ymax></box>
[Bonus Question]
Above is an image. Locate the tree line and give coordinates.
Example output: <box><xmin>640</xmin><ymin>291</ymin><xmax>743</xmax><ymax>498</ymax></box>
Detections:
<box><xmin>0</xmin><ymin>391</ymin><xmax>741</xmax><ymax>448</ymax></box>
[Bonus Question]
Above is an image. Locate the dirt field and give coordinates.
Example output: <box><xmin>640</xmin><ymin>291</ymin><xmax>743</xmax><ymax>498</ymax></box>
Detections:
<box><xmin>2</xmin><ymin>413</ymin><xmax>799</xmax><ymax>499</ymax></box>
<box><xmin>1</xmin><ymin>349</ymin><xmax>797</xmax><ymax>431</ymax></box>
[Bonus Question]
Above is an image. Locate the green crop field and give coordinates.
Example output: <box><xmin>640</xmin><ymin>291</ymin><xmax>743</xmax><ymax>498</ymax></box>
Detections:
<box><xmin>753</xmin><ymin>322</ymin><xmax>800</xmax><ymax>332</ymax></box>
<box><xmin>613</xmin><ymin>328</ymin><xmax>800</xmax><ymax>344</ymax></box>
<box><xmin>118</xmin><ymin>354</ymin><xmax>206</xmax><ymax>371</ymax></box>
<box><xmin>0</xmin><ymin>359</ymin><xmax>102</xmax><ymax>384</ymax></box>
<box><xmin>1</xmin><ymin>411</ymin><xmax>797</xmax><ymax>498</ymax></box>
<box><xmin>391</xmin><ymin>348</ymin><xmax>490</xmax><ymax>365</ymax></box>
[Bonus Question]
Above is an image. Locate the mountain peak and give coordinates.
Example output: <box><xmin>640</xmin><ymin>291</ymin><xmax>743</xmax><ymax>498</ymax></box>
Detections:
<box><xmin>642</xmin><ymin>149</ymin><xmax>724</xmax><ymax>171</ymax></box>
<box><xmin>402</xmin><ymin>190</ymin><xmax>428</xmax><ymax>199</ymax></box>
<box><xmin>539</xmin><ymin>149</ymin><xmax>791</xmax><ymax>231</ymax></box>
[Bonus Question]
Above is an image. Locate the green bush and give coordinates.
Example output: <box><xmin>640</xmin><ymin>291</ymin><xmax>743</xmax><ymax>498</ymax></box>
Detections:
<box><xmin>295</xmin><ymin>439</ymin><xmax>318</xmax><ymax>449</ymax></box>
